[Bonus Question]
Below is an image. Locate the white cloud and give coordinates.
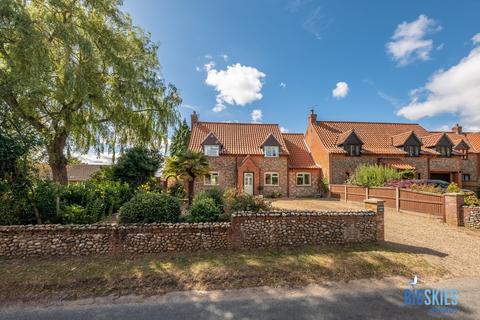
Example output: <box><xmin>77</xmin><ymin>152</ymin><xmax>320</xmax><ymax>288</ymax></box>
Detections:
<box><xmin>280</xmin><ymin>126</ymin><xmax>289</xmax><ymax>133</ymax></box>
<box><xmin>332</xmin><ymin>82</ymin><xmax>349</xmax><ymax>99</ymax></box>
<box><xmin>206</xmin><ymin>63</ymin><xmax>266</xmax><ymax>112</ymax></box>
<box><xmin>472</xmin><ymin>33</ymin><xmax>480</xmax><ymax>45</ymax></box>
<box><xmin>220</xmin><ymin>53</ymin><xmax>229</xmax><ymax>61</ymax></box>
<box><xmin>204</xmin><ymin>61</ymin><xmax>215</xmax><ymax>72</ymax></box>
<box><xmin>251</xmin><ymin>109</ymin><xmax>263</xmax><ymax>123</ymax></box>
<box><xmin>397</xmin><ymin>43</ymin><xmax>480</xmax><ymax>130</ymax></box>
<box><xmin>204</xmin><ymin>54</ymin><xmax>213</xmax><ymax>60</ymax></box>
<box><xmin>386</xmin><ymin>15</ymin><xmax>441</xmax><ymax>66</ymax></box>
<box><xmin>280</xmin><ymin>82</ymin><xmax>287</xmax><ymax>88</ymax></box>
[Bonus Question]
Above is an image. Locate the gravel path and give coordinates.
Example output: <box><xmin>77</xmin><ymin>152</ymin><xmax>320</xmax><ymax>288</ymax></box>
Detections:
<box><xmin>272</xmin><ymin>199</ymin><xmax>480</xmax><ymax>277</ymax></box>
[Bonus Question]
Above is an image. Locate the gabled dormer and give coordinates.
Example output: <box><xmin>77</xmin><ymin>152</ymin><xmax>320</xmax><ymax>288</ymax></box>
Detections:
<box><xmin>391</xmin><ymin>131</ymin><xmax>423</xmax><ymax>157</ymax></box>
<box><xmin>422</xmin><ymin>133</ymin><xmax>454</xmax><ymax>157</ymax></box>
<box><xmin>261</xmin><ymin>133</ymin><xmax>281</xmax><ymax>157</ymax></box>
<box><xmin>454</xmin><ymin>139</ymin><xmax>470</xmax><ymax>160</ymax></box>
<box><xmin>337</xmin><ymin>129</ymin><xmax>363</xmax><ymax>156</ymax></box>
<box><xmin>201</xmin><ymin>132</ymin><xmax>222</xmax><ymax>156</ymax></box>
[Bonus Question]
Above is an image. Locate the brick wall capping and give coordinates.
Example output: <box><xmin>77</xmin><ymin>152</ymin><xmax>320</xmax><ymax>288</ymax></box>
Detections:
<box><xmin>444</xmin><ymin>193</ymin><xmax>464</xmax><ymax>196</ymax></box>
<box><xmin>232</xmin><ymin>210</ymin><xmax>376</xmax><ymax>217</ymax></box>
<box><xmin>364</xmin><ymin>198</ymin><xmax>386</xmax><ymax>204</ymax></box>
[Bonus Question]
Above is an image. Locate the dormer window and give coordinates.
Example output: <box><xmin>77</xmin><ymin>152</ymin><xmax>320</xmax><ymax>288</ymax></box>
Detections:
<box><xmin>437</xmin><ymin>146</ymin><xmax>452</xmax><ymax>157</ymax></box>
<box><xmin>204</xmin><ymin>145</ymin><xmax>219</xmax><ymax>157</ymax></box>
<box><xmin>405</xmin><ymin>145</ymin><xmax>420</xmax><ymax>157</ymax></box>
<box><xmin>461</xmin><ymin>149</ymin><xmax>468</xmax><ymax>160</ymax></box>
<box><xmin>347</xmin><ymin>144</ymin><xmax>361</xmax><ymax>156</ymax></box>
<box><xmin>264</xmin><ymin>146</ymin><xmax>279</xmax><ymax>157</ymax></box>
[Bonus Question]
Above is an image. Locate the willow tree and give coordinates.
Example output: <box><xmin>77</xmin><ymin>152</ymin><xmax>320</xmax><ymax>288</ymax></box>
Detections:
<box><xmin>0</xmin><ymin>0</ymin><xmax>180</xmax><ymax>184</ymax></box>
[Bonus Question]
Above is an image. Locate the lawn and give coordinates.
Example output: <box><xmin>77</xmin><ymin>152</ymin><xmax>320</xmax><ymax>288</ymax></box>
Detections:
<box><xmin>0</xmin><ymin>243</ymin><xmax>447</xmax><ymax>304</ymax></box>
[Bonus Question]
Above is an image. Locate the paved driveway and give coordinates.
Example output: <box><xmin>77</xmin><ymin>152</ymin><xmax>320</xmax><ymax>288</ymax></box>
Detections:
<box><xmin>272</xmin><ymin>199</ymin><xmax>480</xmax><ymax>277</ymax></box>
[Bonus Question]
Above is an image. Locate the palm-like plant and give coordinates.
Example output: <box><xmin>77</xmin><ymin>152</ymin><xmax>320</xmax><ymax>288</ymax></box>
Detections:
<box><xmin>164</xmin><ymin>151</ymin><xmax>209</xmax><ymax>204</ymax></box>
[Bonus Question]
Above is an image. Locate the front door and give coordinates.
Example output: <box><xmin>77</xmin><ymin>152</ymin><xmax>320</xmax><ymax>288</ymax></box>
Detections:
<box><xmin>243</xmin><ymin>172</ymin><xmax>254</xmax><ymax>195</ymax></box>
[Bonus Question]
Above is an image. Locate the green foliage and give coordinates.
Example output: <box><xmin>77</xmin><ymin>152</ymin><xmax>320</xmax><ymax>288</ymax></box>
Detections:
<box><xmin>409</xmin><ymin>184</ymin><xmax>442</xmax><ymax>194</ymax></box>
<box><xmin>348</xmin><ymin>164</ymin><xmax>403</xmax><ymax>187</ymax></box>
<box><xmin>400</xmin><ymin>169</ymin><xmax>417</xmax><ymax>180</ymax></box>
<box><xmin>62</xmin><ymin>204</ymin><xmax>98</xmax><ymax>224</ymax></box>
<box><xmin>223</xmin><ymin>188</ymin><xmax>271</xmax><ymax>214</ymax></box>
<box><xmin>164</xmin><ymin>151</ymin><xmax>210</xmax><ymax>204</ymax></box>
<box><xmin>464</xmin><ymin>194</ymin><xmax>480</xmax><ymax>207</ymax></box>
<box><xmin>196</xmin><ymin>188</ymin><xmax>225</xmax><ymax>212</ymax></box>
<box><xmin>187</xmin><ymin>197</ymin><xmax>221</xmax><ymax>222</ymax></box>
<box><xmin>446</xmin><ymin>183</ymin><xmax>461</xmax><ymax>193</ymax></box>
<box><xmin>170</xmin><ymin>119</ymin><xmax>191</xmax><ymax>157</ymax></box>
<box><xmin>1</xmin><ymin>0</ymin><xmax>181</xmax><ymax>183</ymax></box>
<box><xmin>113</xmin><ymin>147</ymin><xmax>162</xmax><ymax>189</ymax></box>
<box><xmin>167</xmin><ymin>181</ymin><xmax>186</xmax><ymax>199</ymax></box>
<box><xmin>119</xmin><ymin>192</ymin><xmax>180</xmax><ymax>223</ymax></box>
<box><xmin>320</xmin><ymin>177</ymin><xmax>329</xmax><ymax>194</ymax></box>
<box><xmin>32</xmin><ymin>180</ymin><xmax>62</xmax><ymax>224</ymax></box>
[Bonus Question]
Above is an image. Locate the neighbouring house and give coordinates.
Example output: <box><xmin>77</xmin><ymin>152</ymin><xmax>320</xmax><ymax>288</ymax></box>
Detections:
<box><xmin>39</xmin><ymin>164</ymin><xmax>107</xmax><ymax>183</ymax></box>
<box><xmin>188</xmin><ymin>111</ymin><xmax>322</xmax><ymax>197</ymax></box>
<box><xmin>188</xmin><ymin>111</ymin><xmax>480</xmax><ymax>196</ymax></box>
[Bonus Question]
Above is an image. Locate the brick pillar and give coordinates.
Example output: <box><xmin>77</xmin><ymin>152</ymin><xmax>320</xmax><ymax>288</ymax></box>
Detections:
<box><xmin>444</xmin><ymin>193</ymin><xmax>464</xmax><ymax>226</ymax></box>
<box><xmin>364</xmin><ymin>198</ymin><xmax>385</xmax><ymax>241</ymax></box>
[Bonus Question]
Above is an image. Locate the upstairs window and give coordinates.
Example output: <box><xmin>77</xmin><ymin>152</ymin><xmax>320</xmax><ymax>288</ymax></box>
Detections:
<box><xmin>405</xmin><ymin>145</ymin><xmax>420</xmax><ymax>157</ymax></box>
<box><xmin>437</xmin><ymin>146</ymin><xmax>452</xmax><ymax>157</ymax></box>
<box><xmin>264</xmin><ymin>146</ymin><xmax>279</xmax><ymax>157</ymax></box>
<box><xmin>461</xmin><ymin>149</ymin><xmax>468</xmax><ymax>160</ymax></box>
<box><xmin>346</xmin><ymin>144</ymin><xmax>361</xmax><ymax>156</ymax></box>
<box><xmin>204</xmin><ymin>145</ymin><xmax>219</xmax><ymax>157</ymax></box>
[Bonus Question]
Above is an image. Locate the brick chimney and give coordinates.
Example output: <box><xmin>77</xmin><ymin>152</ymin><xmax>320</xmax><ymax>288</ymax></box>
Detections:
<box><xmin>308</xmin><ymin>109</ymin><xmax>317</xmax><ymax>125</ymax></box>
<box><xmin>452</xmin><ymin>123</ymin><xmax>463</xmax><ymax>134</ymax></box>
<box><xmin>191</xmin><ymin>111</ymin><xmax>198</xmax><ymax>127</ymax></box>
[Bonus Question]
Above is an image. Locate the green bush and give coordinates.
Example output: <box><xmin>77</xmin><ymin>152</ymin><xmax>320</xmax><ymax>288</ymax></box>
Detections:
<box><xmin>167</xmin><ymin>181</ymin><xmax>186</xmax><ymax>199</ymax></box>
<box><xmin>348</xmin><ymin>164</ymin><xmax>403</xmax><ymax>187</ymax></box>
<box><xmin>62</xmin><ymin>204</ymin><xmax>99</xmax><ymax>224</ymax></box>
<box><xmin>446</xmin><ymin>182</ymin><xmax>461</xmax><ymax>193</ymax></box>
<box><xmin>464</xmin><ymin>194</ymin><xmax>480</xmax><ymax>207</ymax></box>
<box><xmin>188</xmin><ymin>197</ymin><xmax>221</xmax><ymax>222</ymax></box>
<box><xmin>119</xmin><ymin>192</ymin><xmax>180</xmax><ymax>223</ymax></box>
<box><xmin>223</xmin><ymin>188</ymin><xmax>271</xmax><ymax>213</ymax></box>
<box><xmin>32</xmin><ymin>180</ymin><xmax>62</xmax><ymax>224</ymax></box>
<box><xmin>195</xmin><ymin>188</ymin><xmax>224</xmax><ymax>211</ymax></box>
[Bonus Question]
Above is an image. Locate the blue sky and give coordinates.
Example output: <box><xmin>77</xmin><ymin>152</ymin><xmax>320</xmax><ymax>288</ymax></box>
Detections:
<box><xmin>121</xmin><ymin>0</ymin><xmax>480</xmax><ymax>135</ymax></box>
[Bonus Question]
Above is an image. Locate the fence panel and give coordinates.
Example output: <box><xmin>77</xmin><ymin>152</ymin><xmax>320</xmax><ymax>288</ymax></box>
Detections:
<box><xmin>399</xmin><ymin>189</ymin><xmax>444</xmax><ymax>218</ymax></box>
<box><xmin>346</xmin><ymin>186</ymin><xmax>367</xmax><ymax>202</ymax></box>
<box><xmin>330</xmin><ymin>184</ymin><xmax>345</xmax><ymax>200</ymax></box>
<box><xmin>368</xmin><ymin>187</ymin><xmax>397</xmax><ymax>208</ymax></box>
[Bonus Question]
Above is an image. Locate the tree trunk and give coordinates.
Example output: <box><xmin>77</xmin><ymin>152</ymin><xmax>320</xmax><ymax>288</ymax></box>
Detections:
<box><xmin>187</xmin><ymin>178</ymin><xmax>195</xmax><ymax>205</ymax></box>
<box><xmin>47</xmin><ymin>132</ymin><xmax>68</xmax><ymax>185</ymax></box>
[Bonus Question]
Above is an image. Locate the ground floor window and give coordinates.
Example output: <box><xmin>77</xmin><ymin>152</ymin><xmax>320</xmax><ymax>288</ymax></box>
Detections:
<box><xmin>204</xmin><ymin>172</ymin><xmax>219</xmax><ymax>185</ymax></box>
<box><xmin>296</xmin><ymin>172</ymin><xmax>311</xmax><ymax>186</ymax></box>
<box><xmin>264</xmin><ymin>172</ymin><xmax>279</xmax><ymax>186</ymax></box>
<box><xmin>462</xmin><ymin>174</ymin><xmax>471</xmax><ymax>182</ymax></box>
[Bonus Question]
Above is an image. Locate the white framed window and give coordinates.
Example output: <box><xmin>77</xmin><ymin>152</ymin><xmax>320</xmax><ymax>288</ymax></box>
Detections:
<box><xmin>405</xmin><ymin>145</ymin><xmax>420</xmax><ymax>157</ymax></box>
<box><xmin>264</xmin><ymin>146</ymin><xmax>279</xmax><ymax>157</ymax></box>
<box><xmin>436</xmin><ymin>146</ymin><xmax>452</xmax><ymax>157</ymax></box>
<box><xmin>204</xmin><ymin>172</ymin><xmax>219</xmax><ymax>185</ymax></box>
<box><xmin>347</xmin><ymin>144</ymin><xmax>361</xmax><ymax>156</ymax></box>
<box><xmin>264</xmin><ymin>172</ymin><xmax>279</xmax><ymax>186</ymax></box>
<box><xmin>462</xmin><ymin>174</ymin><xmax>471</xmax><ymax>182</ymax></box>
<box><xmin>204</xmin><ymin>145</ymin><xmax>219</xmax><ymax>157</ymax></box>
<box><xmin>296</xmin><ymin>172</ymin><xmax>311</xmax><ymax>186</ymax></box>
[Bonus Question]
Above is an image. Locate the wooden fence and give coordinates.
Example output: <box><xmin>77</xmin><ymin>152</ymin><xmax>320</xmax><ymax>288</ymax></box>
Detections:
<box><xmin>330</xmin><ymin>184</ymin><xmax>445</xmax><ymax>219</ymax></box>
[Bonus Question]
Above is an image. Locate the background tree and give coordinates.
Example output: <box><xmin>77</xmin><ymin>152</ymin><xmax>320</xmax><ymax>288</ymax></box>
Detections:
<box><xmin>163</xmin><ymin>151</ymin><xmax>209</xmax><ymax>204</ymax></box>
<box><xmin>169</xmin><ymin>119</ymin><xmax>190</xmax><ymax>157</ymax></box>
<box><xmin>113</xmin><ymin>147</ymin><xmax>162</xmax><ymax>189</ymax></box>
<box><xmin>0</xmin><ymin>0</ymin><xmax>181</xmax><ymax>184</ymax></box>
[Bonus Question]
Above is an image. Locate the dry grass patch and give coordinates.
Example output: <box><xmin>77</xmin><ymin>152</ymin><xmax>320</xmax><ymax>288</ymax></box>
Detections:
<box><xmin>0</xmin><ymin>243</ymin><xmax>447</xmax><ymax>304</ymax></box>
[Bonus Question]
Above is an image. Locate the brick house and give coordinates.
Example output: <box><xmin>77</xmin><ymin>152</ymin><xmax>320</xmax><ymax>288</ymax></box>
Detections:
<box><xmin>187</xmin><ymin>111</ymin><xmax>480</xmax><ymax>196</ymax></box>
<box><xmin>188</xmin><ymin>111</ymin><xmax>321</xmax><ymax>197</ymax></box>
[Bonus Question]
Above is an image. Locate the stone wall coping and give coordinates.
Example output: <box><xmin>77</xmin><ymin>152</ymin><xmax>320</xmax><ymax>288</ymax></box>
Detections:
<box><xmin>232</xmin><ymin>210</ymin><xmax>375</xmax><ymax>217</ymax></box>
<box><xmin>463</xmin><ymin>206</ymin><xmax>480</xmax><ymax>208</ymax></box>
<box><xmin>364</xmin><ymin>198</ymin><xmax>385</xmax><ymax>204</ymax></box>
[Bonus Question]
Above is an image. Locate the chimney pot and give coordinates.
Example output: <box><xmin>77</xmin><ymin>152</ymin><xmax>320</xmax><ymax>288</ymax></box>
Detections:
<box><xmin>191</xmin><ymin>111</ymin><xmax>198</xmax><ymax>127</ymax></box>
<box><xmin>308</xmin><ymin>110</ymin><xmax>317</xmax><ymax>124</ymax></box>
<box><xmin>452</xmin><ymin>123</ymin><xmax>462</xmax><ymax>134</ymax></box>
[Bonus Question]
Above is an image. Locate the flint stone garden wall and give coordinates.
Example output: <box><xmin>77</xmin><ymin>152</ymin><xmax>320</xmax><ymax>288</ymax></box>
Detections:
<box><xmin>463</xmin><ymin>207</ymin><xmax>480</xmax><ymax>230</ymax></box>
<box><xmin>0</xmin><ymin>207</ymin><xmax>383</xmax><ymax>258</ymax></box>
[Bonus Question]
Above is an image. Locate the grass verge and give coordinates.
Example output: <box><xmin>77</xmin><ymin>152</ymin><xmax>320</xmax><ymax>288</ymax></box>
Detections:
<box><xmin>0</xmin><ymin>243</ymin><xmax>447</xmax><ymax>303</ymax></box>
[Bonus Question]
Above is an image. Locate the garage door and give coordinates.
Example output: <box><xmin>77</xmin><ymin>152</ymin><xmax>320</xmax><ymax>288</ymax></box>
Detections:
<box><xmin>429</xmin><ymin>173</ymin><xmax>451</xmax><ymax>182</ymax></box>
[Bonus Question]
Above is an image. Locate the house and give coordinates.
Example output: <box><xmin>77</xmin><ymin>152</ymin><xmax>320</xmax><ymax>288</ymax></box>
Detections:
<box><xmin>39</xmin><ymin>164</ymin><xmax>107</xmax><ymax>183</ymax></box>
<box><xmin>188</xmin><ymin>111</ymin><xmax>321</xmax><ymax>197</ymax></box>
<box><xmin>188</xmin><ymin>110</ymin><xmax>480</xmax><ymax>196</ymax></box>
<box><xmin>305</xmin><ymin>111</ymin><xmax>480</xmax><ymax>189</ymax></box>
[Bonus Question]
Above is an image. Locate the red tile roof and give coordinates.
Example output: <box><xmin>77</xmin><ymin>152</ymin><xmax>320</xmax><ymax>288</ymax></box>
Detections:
<box><xmin>312</xmin><ymin>121</ymin><xmax>431</xmax><ymax>155</ymax></box>
<box><xmin>189</xmin><ymin>122</ymin><xmax>289</xmax><ymax>155</ymax></box>
<box><xmin>379</xmin><ymin>158</ymin><xmax>416</xmax><ymax>170</ymax></box>
<box><xmin>282</xmin><ymin>133</ymin><xmax>320</xmax><ymax>169</ymax></box>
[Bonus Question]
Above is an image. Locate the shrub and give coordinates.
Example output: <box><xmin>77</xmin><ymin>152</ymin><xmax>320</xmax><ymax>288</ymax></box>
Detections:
<box><xmin>119</xmin><ymin>192</ymin><xmax>180</xmax><ymax>223</ymax></box>
<box><xmin>167</xmin><ymin>181</ymin><xmax>186</xmax><ymax>199</ymax></box>
<box><xmin>409</xmin><ymin>184</ymin><xmax>443</xmax><ymax>194</ymax></box>
<box><xmin>464</xmin><ymin>194</ymin><xmax>480</xmax><ymax>207</ymax></box>
<box><xmin>113</xmin><ymin>147</ymin><xmax>162</xmax><ymax>189</ymax></box>
<box><xmin>62</xmin><ymin>204</ymin><xmax>99</xmax><ymax>224</ymax></box>
<box><xmin>223</xmin><ymin>188</ymin><xmax>271</xmax><ymax>213</ymax></box>
<box><xmin>195</xmin><ymin>188</ymin><xmax>224</xmax><ymax>211</ymax></box>
<box><xmin>187</xmin><ymin>197</ymin><xmax>221</xmax><ymax>222</ymax></box>
<box><xmin>446</xmin><ymin>183</ymin><xmax>461</xmax><ymax>193</ymax></box>
<box><xmin>348</xmin><ymin>164</ymin><xmax>403</xmax><ymax>187</ymax></box>
<box><xmin>32</xmin><ymin>180</ymin><xmax>62</xmax><ymax>224</ymax></box>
